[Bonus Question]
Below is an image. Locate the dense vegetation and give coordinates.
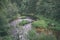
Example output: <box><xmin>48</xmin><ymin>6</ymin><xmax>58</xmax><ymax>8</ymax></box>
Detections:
<box><xmin>28</xmin><ymin>30</ymin><xmax>57</xmax><ymax>40</ymax></box>
<box><xmin>0</xmin><ymin>0</ymin><xmax>60</xmax><ymax>40</ymax></box>
<box><xmin>19</xmin><ymin>20</ymin><xmax>29</xmax><ymax>26</ymax></box>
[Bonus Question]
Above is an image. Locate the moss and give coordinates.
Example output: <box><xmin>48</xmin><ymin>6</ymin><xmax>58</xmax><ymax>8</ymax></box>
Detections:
<box><xmin>32</xmin><ymin>20</ymin><xmax>48</xmax><ymax>28</ymax></box>
<box><xmin>19</xmin><ymin>20</ymin><xmax>29</xmax><ymax>26</ymax></box>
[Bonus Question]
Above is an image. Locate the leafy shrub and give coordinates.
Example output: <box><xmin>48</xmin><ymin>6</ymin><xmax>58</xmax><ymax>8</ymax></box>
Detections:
<box><xmin>32</xmin><ymin>20</ymin><xmax>48</xmax><ymax>28</ymax></box>
<box><xmin>21</xmin><ymin>16</ymin><xmax>26</xmax><ymax>19</ymax></box>
<box><xmin>3</xmin><ymin>35</ymin><xmax>13</xmax><ymax>40</ymax></box>
<box><xmin>27</xmin><ymin>30</ymin><xmax>38</xmax><ymax>40</ymax></box>
<box><xmin>38</xmin><ymin>33</ymin><xmax>57</xmax><ymax>40</ymax></box>
<box><xmin>19</xmin><ymin>20</ymin><xmax>29</xmax><ymax>26</ymax></box>
<box><xmin>27</xmin><ymin>30</ymin><xmax>57</xmax><ymax>40</ymax></box>
<box><xmin>45</xmin><ymin>19</ymin><xmax>60</xmax><ymax>30</ymax></box>
<box><xmin>50</xmin><ymin>22</ymin><xmax>60</xmax><ymax>30</ymax></box>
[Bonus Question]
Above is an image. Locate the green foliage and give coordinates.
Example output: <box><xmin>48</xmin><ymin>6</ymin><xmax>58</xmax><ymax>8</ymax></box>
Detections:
<box><xmin>35</xmin><ymin>15</ymin><xmax>46</xmax><ymax>20</ymax></box>
<box><xmin>3</xmin><ymin>35</ymin><xmax>13</xmax><ymax>40</ymax></box>
<box><xmin>49</xmin><ymin>22</ymin><xmax>60</xmax><ymax>31</ymax></box>
<box><xmin>21</xmin><ymin>16</ymin><xmax>26</xmax><ymax>19</ymax></box>
<box><xmin>32</xmin><ymin>20</ymin><xmax>48</xmax><ymax>28</ymax></box>
<box><xmin>0</xmin><ymin>12</ymin><xmax>9</xmax><ymax>37</ymax></box>
<box><xmin>28</xmin><ymin>30</ymin><xmax>57</xmax><ymax>40</ymax></box>
<box><xmin>0</xmin><ymin>1</ymin><xmax>21</xmax><ymax>39</ymax></box>
<box><xmin>45</xmin><ymin>19</ymin><xmax>60</xmax><ymax>30</ymax></box>
<box><xmin>39</xmin><ymin>33</ymin><xmax>57</xmax><ymax>40</ymax></box>
<box><xmin>27</xmin><ymin>30</ymin><xmax>37</xmax><ymax>40</ymax></box>
<box><xmin>19</xmin><ymin>20</ymin><xmax>29</xmax><ymax>26</ymax></box>
<box><xmin>11</xmin><ymin>0</ymin><xmax>60</xmax><ymax>21</ymax></box>
<box><xmin>0</xmin><ymin>0</ymin><xmax>60</xmax><ymax>40</ymax></box>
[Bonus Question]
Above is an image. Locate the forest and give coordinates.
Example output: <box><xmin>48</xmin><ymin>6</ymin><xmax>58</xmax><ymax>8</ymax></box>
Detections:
<box><xmin>0</xmin><ymin>0</ymin><xmax>60</xmax><ymax>40</ymax></box>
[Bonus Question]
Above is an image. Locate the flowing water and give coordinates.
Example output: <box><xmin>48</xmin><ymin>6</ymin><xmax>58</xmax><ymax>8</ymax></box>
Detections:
<box><xmin>10</xmin><ymin>18</ymin><xmax>33</xmax><ymax>40</ymax></box>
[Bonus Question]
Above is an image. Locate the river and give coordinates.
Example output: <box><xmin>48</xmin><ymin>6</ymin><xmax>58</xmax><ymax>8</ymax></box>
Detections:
<box><xmin>10</xmin><ymin>18</ymin><xmax>33</xmax><ymax>40</ymax></box>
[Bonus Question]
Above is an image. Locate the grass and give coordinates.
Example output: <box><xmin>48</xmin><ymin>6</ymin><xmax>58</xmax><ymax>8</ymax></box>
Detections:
<box><xmin>32</xmin><ymin>20</ymin><xmax>48</xmax><ymax>28</ymax></box>
<box><xmin>19</xmin><ymin>20</ymin><xmax>29</xmax><ymax>26</ymax></box>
